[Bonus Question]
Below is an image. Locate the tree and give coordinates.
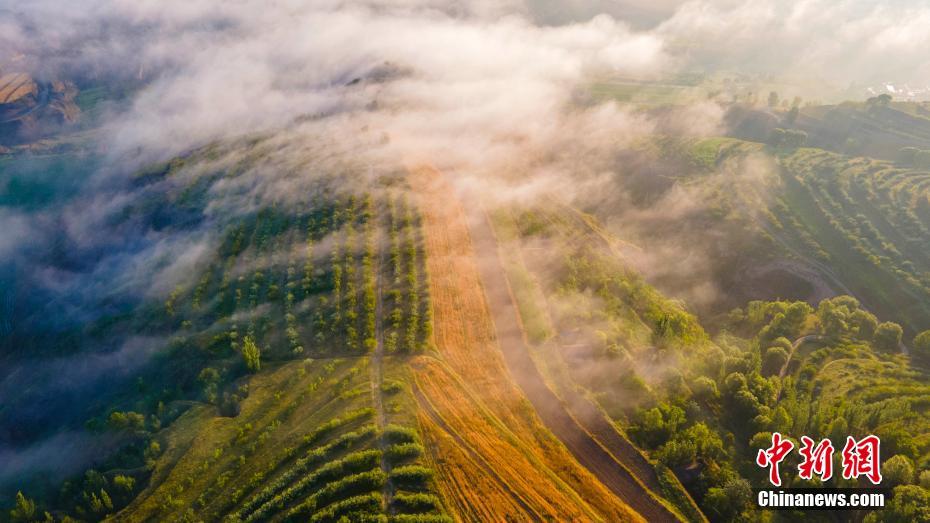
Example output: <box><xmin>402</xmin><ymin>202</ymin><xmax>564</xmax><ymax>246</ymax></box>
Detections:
<box><xmin>827</xmin><ymin>417</ymin><xmax>848</xmax><ymax>444</ymax></box>
<box><xmin>865</xmin><ymin>485</ymin><xmax>930</xmax><ymax>523</ymax></box>
<box><xmin>630</xmin><ymin>403</ymin><xmax>686</xmax><ymax>449</ymax></box>
<box><xmin>723</xmin><ymin>372</ymin><xmax>747</xmax><ymax>395</ymax></box>
<box><xmin>874</xmin><ymin>321</ymin><xmax>903</xmax><ymax>352</ymax></box>
<box><xmin>768</xmin><ymin>128</ymin><xmax>787</xmax><ymax>148</ymax></box>
<box><xmin>767</xmin><ymin>128</ymin><xmax>807</xmax><ymax>149</ymax></box>
<box><xmin>657</xmin><ymin>438</ymin><xmax>697</xmax><ymax>468</ymax></box>
<box><xmin>914</xmin><ymin>330</ymin><xmax>930</xmax><ymax>359</ymax></box>
<box><xmin>113</xmin><ymin>474</ymin><xmax>135</xmax><ymax>494</ymax></box>
<box><xmin>851</xmin><ymin>309</ymin><xmax>878</xmax><ymax>340</ymax></box>
<box><xmin>884</xmin><ymin>455</ymin><xmax>915</xmax><ymax>487</ymax></box>
<box><xmin>9</xmin><ymin>492</ymin><xmax>36</xmax><ymax>523</ymax></box>
<box><xmin>684</xmin><ymin>422</ymin><xmax>727</xmax><ymax>463</ymax></box>
<box><xmin>107</xmin><ymin>411</ymin><xmax>145</xmax><ymax>431</ymax></box>
<box><xmin>692</xmin><ymin>376</ymin><xmax>719</xmax><ymax>401</ymax></box>
<box><xmin>762</xmin><ymin>346</ymin><xmax>789</xmax><ymax>376</ymax></box>
<box><xmin>919</xmin><ymin>470</ymin><xmax>930</xmax><ymax>489</ymax></box>
<box><xmin>242</xmin><ymin>335</ymin><xmax>261</xmax><ymax>372</ymax></box>
<box><xmin>198</xmin><ymin>367</ymin><xmax>220</xmax><ymax>403</ymax></box>
<box><xmin>784</xmin><ymin>129</ymin><xmax>807</xmax><ymax>148</ymax></box>
<box><xmin>768</xmin><ymin>91</ymin><xmax>780</xmax><ymax>108</ymax></box>
<box><xmin>703</xmin><ymin>478</ymin><xmax>752</xmax><ymax>521</ymax></box>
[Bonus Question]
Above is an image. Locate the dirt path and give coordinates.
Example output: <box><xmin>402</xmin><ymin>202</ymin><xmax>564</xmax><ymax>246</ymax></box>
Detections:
<box><xmin>410</xmin><ymin>168</ymin><xmax>650</xmax><ymax>522</ymax></box>
<box><xmin>463</xmin><ymin>198</ymin><xmax>680</xmax><ymax>522</ymax></box>
<box><xmin>779</xmin><ymin>334</ymin><xmax>825</xmax><ymax>379</ymax></box>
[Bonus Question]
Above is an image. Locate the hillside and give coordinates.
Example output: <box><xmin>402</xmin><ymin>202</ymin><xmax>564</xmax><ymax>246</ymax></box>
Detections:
<box><xmin>590</xmin><ymin>136</ymin><xmax>930</xmax><ymax>337</ymax></box>
<box><xmin>6</xmin><ymin>128</ymin><xmax>930</xmax><ymax>522</ymax></box>
<box><xmin>2</xmin><ymin>138</ymin><xmax>703</xmax><ymax>521</ymax></box>
<box><xmin>486</xmin><ymin>195</ymin><xmax>930</xmax><ymax>520</ymax></box>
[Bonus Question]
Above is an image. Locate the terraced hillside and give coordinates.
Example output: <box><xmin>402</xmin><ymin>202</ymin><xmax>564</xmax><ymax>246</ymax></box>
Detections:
<box><xmin>715</xmin><ymin>142</ymin><xmax>930</xmax><ymax>335</ymax></box>
<box><xmin>795</xmin><ymin>100</ymin><xmax>930</xmax><ymax>160</ymax></box>
<box><xmin>9</xmin><ymin>128</ymin><xmax>929</xmax><ymax>523</ymax></box>
<box><xmin>0</xmin><ymin>137</ymin><xmax>448</xmax><ymax>520</ymax></box>
<box><xmin>487</xmin><ymin>196</ymin><xmax>930</xmax><ymax>520</ymax></box>
<box><xmin>7</xmin><ymin>143</ymin><xmax>703</xmax><ymax>521</ymax></box>
<box><xmin>114</xmin><ymin>358</ymin><xmax>447</xmax><ymax>523</ymax></box>
<box><xmin>596</xmin><ymin>136</ymin><xmax>930</xmax><ymax>336</ymax></box>
<box><xmin>102</xmin><ymin>169</ymin><xmax>448</xmax><ymax>521</ymax></box>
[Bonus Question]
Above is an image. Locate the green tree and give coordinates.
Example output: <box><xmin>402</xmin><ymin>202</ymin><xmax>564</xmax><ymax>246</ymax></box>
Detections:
<box><xmin>851</xmin><ymin>309</ymin><xmax>878</xmax><ymax>340</ymax></box>
<box><xmin>769</xmin><ymin>128</ymin><xmax>807</xmax><ymax>149</ymax></box>
<box><xmin>865</xmin><ymin>485</ymin><xmax>930</xmax><ymax>523</ymax></box>
<box><xmin>198</xmin><ymin>367</ymin><xmax>220</xmax><ymax>403</ymax></box>
<box><xmin>827</xmin><ymin>417</ymin><xmax>848</xmax><ymax>444</ymax></box>
<box><xmin>242</xmin><ymin>335</ymin><xmax>261</xmax><ymax>372</ymax></box>
<box><xmin>113</xmin><ymin>474</ymin><xmax>135</xmax><ymax>494</ymax></box>
<box><xmin>107</xmin><ymin>411</ymin><xmax>145</xmax><ymax>431</ymax></box>
<box><xmin>884</xmin><ymin>455</ymin><xmax>916</xmax><ymax>487</ymax></box>
<box><xmin>657</xmin><ymin>438</ymin><xmax>697</xmax><ymax>467</ymax></box>
<box><xmin>762</xmin><ymin>346</ymin><xmax>789</xmax><ymax>376</ymax></box>
<box><xmin>703</xmin><ymin>478</ymin><xmax>752</xmax><ymax>521</ymax></box>
<box><xmin>919</xmin><ymin>470</ymin><xmax>930</xmax><ymax>489</ymax></box>
<box><xmin>912</xmin><ymin>330</ymin><xmax>930</xmax><ymax>358</ymax></box>
<box><xmin>874</xmin><ymin>321</ymin><xmax>903</xmax><ymax>352</ymax></box>
<box><xmin>630</xmin><ymin>403</ymin><xmax>686</xmax><ymax>449</ymax></box>
<box><xmin>692</xmin><ymin>376</ymin><xmax>719</xmax><ymax>401</ymax></box>
<box><xmin>9</xmin><ymin>492</ymin><xmax>36</xmax><ymax>523</ymax></box>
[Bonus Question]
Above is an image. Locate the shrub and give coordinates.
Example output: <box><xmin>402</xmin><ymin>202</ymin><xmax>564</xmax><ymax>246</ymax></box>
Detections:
<box><xmin>382</xmin><ymin>425</ymin><xmax>419</xmax><ymax>446</ymax></box>
<box><xmin>393</xmin><ymin>493</ymin><xmax>442</xmax><ymax>513</ymax></box>
<box><xmin>912</xmin><ymin>330</ymin><xmax>930</xmax><ymax>358</ymax></box>
<box><xmin>242</xmin><ymin>335</ymin><xmax>262</xmax><ymax>372</ymax></box>
<box><xmin>306</xmin><ymin>493</ymin><xmax>382</xmax><ymax>523</ymax></box>
<box><xmin>389</xmin><ymin>466</ymin><xmax>434</xmax><ymax>490</ymax></box>
<box><xmin>873</xmin><ymin>322</ymin><xmax>903</xmax><ymax>352</ymax></box>
<box><xmin>384</xmin><ymin>443</ymin><xmax>424</xmax><ymax>465</ymax></box>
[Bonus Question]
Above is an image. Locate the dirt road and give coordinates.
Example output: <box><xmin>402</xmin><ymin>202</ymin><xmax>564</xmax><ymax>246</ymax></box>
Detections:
<box><xmin>464</xmin><ymin>198</ymin><xmax>680</xmax><ymax>523</ymax></box>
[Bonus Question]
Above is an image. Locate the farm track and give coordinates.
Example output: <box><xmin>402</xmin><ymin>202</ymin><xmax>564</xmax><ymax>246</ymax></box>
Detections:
<box><xmin>464</xmin><ymin>197</ymin><xmax>680</xmax><ymax>523</ymax></box>
<box><xmin>410</xmin><ymin>167</ymin><xmax>643</xmax><ymax>522</ymax></box>
<box><xmin>520</xmin><ymin>203</ymin><xmax>705</xmax><ymax>522</ymax></box>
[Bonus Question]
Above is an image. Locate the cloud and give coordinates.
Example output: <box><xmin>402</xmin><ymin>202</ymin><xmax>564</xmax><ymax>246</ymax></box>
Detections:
<box><xmin>657</xmin><ymin>0</ymin><xmax>930</xmax><ymax>89</ymax></box>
